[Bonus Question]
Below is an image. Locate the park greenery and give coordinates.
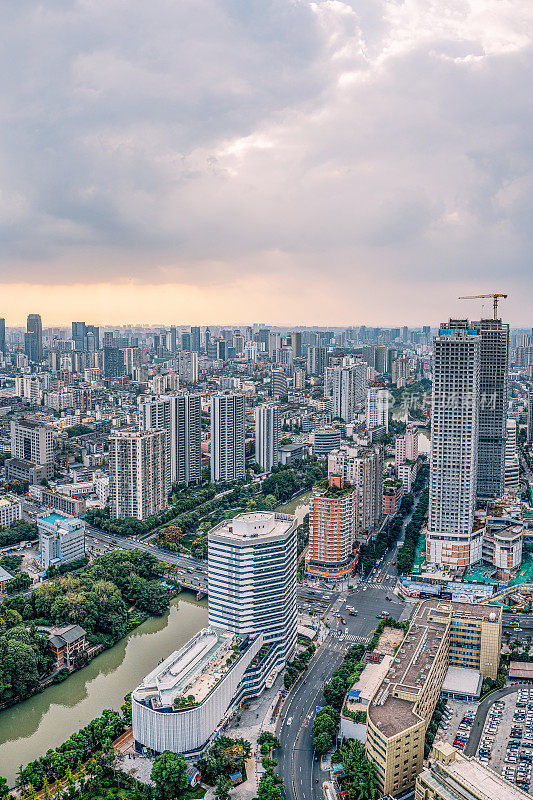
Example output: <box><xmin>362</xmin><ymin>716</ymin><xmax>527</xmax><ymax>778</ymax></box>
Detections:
<box><xmin>151</xmin><ymin>751</ymin><xmax>189</xmax><ymax>800</ymax></box>
<box><xmin>0</xmin><ymin>520</ymin><xmax>38</xmax><ymax>548</ymax></box>
<box><xmin>332</xmin><ymin>739</ymin><xmax>379</xmax><ymax>800</ymax></box>
<box><xmin>0</xmin><ymin>549</ymin><xmax>169</xmax><ymax>705</ymax></box>
<box><xmin>0</xmin><ymin>553</ymin><xmax>23</xmax><ymax>573</ymax></box>
<box><xmin>283</xmin><ymin>643</ymin><xmax>316</xmax><ymax>688</ymax></box>
<box><xmin>396</xmin><ymin>486</ymin><xmax>429</xmax><ymax>574</ymax></box>
<box><xmin>66</xmin><ymin>424</ymin><xmax>93</xmax><ymax>437</ymax></box>
<box><xmin>196</xmin><ymin>736</ymin><xmax>251</xmax><ymax>785</ymax></box>
<box><xmin>16</xmin><ymin>708</ymin><xmax>124</xmax><ymax>789</ymax></box>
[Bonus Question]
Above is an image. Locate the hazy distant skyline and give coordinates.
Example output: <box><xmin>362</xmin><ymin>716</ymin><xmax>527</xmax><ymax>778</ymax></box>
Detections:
<box><xmin>3</xmin><ymin>1</ymin><xmax>533</xmax><ymax>326</ymax></box>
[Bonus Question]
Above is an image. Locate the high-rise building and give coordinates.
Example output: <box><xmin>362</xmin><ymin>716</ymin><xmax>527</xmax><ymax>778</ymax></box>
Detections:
<box><xmin>291</xmin><ymin>331</ymin><xmax>302</xmax><ymax>359</ymax></box>
<box><xmin>504</xmin><ymin>418</ymin><xmax>520</xmax><ymax>491</ymax></box>
<box><xmin>366</xmin><ymin>383</ymin><xmax>389</xmax><ymax>431</ymax></box>
<box><xmin>427</xmin><ymin>321</ymin><xmax>482</xmax><ymax>568</ymax></box>
<box><xmin>306</xmin><ymin>475</ymin><xmax>358</xmax><ymax>579</ymax></box>
<box><xmin>140</xmin><ymin>394</ymin><xmax>202</xmax><ymax>488</ymax></box>
<box><xmin>178</xmin><ymin>350</ymin><xmax>198</xmax><ymax>384</ymax></box>
<box><xmin>313</xmin><ymin>426</ymin><xmax>341</xmax><ymax>457</ymax></box>
<box><xmin>210</xmin><ymin>394</ymin><xmax>246</xmax><ymax>483</ymax></box>
<box><xmin>255</xmin><ymin>404</ymin><xmax>280</xmax><ymax>473</ymax></box>
<box><xmin>8</xmin><ymin>417</ymin><xmax>54</xmax><ymax>481</ymax></box>
<box><xmin>473</xmin><ymin>318</ymin><xmax>509</xmax><ymax>500</ymax></box>
<box><xmin>328</xmin><ymin>444</ymin><xmax>383</xmax><ymax>542</ymax></box>
<box><xmin>103</xmin><ymin>346</ymin><xmax>124</xmax><ymax>378</ymax></box>
<box><xmin>271</xmin><ymin>368</ymin><xmax>288</xmax><ymax>399</ymax></box>
<box><xmin>324</xmin><ymin>362</ymin><xmax>367</xmax><ymax>422</ymax></box>
<box><xmin>528</xmin><ymin>390</ymin><xmax>533</xmax><ymax>445</ymax></box>
<box><xmin>72</xmin><ymin>321</ymin><xmax>87</xmax><ymax>351</ymax></box>
<box><xmin>395</xmin><ymin>427</ymin><xmax>419</xmax><ymax>465</ymax></box>
<box><xmin>191</xmin><ymin>326</ymin><xmax>201</xmax><ymax>353</ymax></box>
<box><xmin>306</xmin><ymin>346</ymin><xmax>326</xmax><ymax>377</ymax></box>
<box><xmin>208</xmin><ymin>511</ymin><xmax>297</xmax><ymax>665</ymax></box>
<box><xmin>0</xmin><ymin>318</ymin><xmax>5</xmax><ymax>354</ymax></box>
<box><xmin>181</xmin><ymin>332</ymin><xmax>191</xmax><ymax>351</ymax></box>
<box><xmin>25</xmin><ymin>313</ymin><xmax>43</xmax><ymax>362</ymax></box>
<box><xmin>109</xmin><ymin>429</ymin><xmax>167</xmax><ymax>520</ymax></box>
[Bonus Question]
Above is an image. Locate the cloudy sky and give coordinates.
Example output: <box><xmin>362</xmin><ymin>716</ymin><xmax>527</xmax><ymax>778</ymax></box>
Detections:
<box><xmin>2</xmin><ymin>0</ymin><xmax>533</xmax><ymax>326</ymax></box>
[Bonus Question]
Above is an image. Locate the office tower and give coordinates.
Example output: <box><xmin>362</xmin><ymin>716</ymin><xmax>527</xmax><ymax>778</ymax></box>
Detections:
<box><xmin>306</xmin><ymin>346</ymin><xmax>326</xmax><ymax>376</ymax></box>
<box><xmin>86</xmin><ymin>325</ymin><xmax>99</xmax><ymax>352</ymax></box>
<box><xmin>191</xmin><ymin>326</ymin><xmax>201</xmax><ymax>353</ymax></box>
<box><xmin>0</xmin><ymin>318</ymin><xmax>5</xmax><ymax>354</ymax></box>
<box><xmin>324</xmin><ymin>362</ymin><xmax>367</xmax><ymax>422</ymax></box>
<box><xmin>366</xmin><ymin>383</ymin><xmax>389</xmax><ymax>431</ymax></box>
<box><xmin>139</xmin><ymin>394</ymin><xmax>202</xmax><ymax>487</ymax></box>
<box><xmin>210</xmin><ymin>394</ymin><xmax>246</xmax><ymax>482</ymax></box>
<box><xmin>12</xmin><ymin>418</ymin><xmax>54</xmax><ymax>473</ymax></box>
<box><xmin>216</xmin><ymin>339</ymin><xmax>226</xmax><ymax>361</ymax></box>
<box><xmin>291</xmin><ymin>331</ymin><xmax>302</xmax><ymax>359</ymax></box>
<box><xmin>169</xmin><ymin>326</ymin><xmax>177</xmax><ymax>354</ymax></box>
<box><xmin>276</xmin><ymin>346</ymin><xmax>293</xmax><ymax>367</ymax></box>
<box><xmin>328</xmin><ymin>444</ymin><xmax>383</xmax><ymax>541</ymax></box>
<box><xmin>293</xmin><ymin>368</ymin><xmax>305</xmax><ymax>390</ymax></box>
<box><xmin>257</xmin><ymin>328</ymin><xmax>270</xmax><ymax>353</ymax></box>
<box><xmin>255</xmin><ymin>404</ymin><xmax>280</xmax><ymax>473</ymax></box>
<box><xmin>504</xmin><ymin>418</ymin><xmax>520</xmax><ymax>491</ymax></box>
<box><xmin>306</xmin><ymin>475</ymin><xmax>358</xmax><ymax>578</ymax></box>
<box><xmin>313</xmin><ymin>426</ymin><xmax>341</xmax><ymax>457</ymax></box>
<box><xmin>427</xmin><ymin>321</ymin><xmax>482</xmax><ymax>568</ymax></box>
<box><xmin>38</xmin><ymin>513</ymin><xmax>85</xmax><ymax>569</ymax></box>
<box><xmin>473</xmin><ymin>318</ymin><xmax>509</xmax><ymax>500</ymax></box>
<box><xmin>103</xmin><ymin>331</ymin><xmax>114</xmax><ymax>347</ymax></box>
<box><xmin>72</xmin><ymin>321</ymin><xmax>86</xmax><ymax>351</ymax></box>
<box><xmin>271</xmin><ymin>368</ymin><xmax>288</xmax><ymax>399</ymax></box>
<box><xmin>25</xmin><ymin>313</ymin><xmax>43</xmax><ymax>362</ymax></box>
<box><xmin>109</xmin><ymin>429</ymin><xmax>167</xmax><ymax>520</ymax></box>
<box><xmin>181</xmin><ymin>332</ymin><xmax>191</xmax><ymax>351</ymax></box>
<box><xmin>103</xmin><ymin>346</ymin><xmax>124</xmax><ymax>378</ymax></box>
<box><xmin>208</xmin><ymin>511</ymin><xmax>298</xmax><ymax>664</ymax></box>
<box><xmin>268</xmin><ymin>332</ymin><xmax>281</xmax><ymax>358</ymax></box>
<box><xmin>395</xmin><ymin>427</ymin><xmax>419</xmax><ymax>466</ymax></box>
<box><xmin>374</xmin><ymin>345</ymin><xmax>388</xmax><ymax>374</ymax></box>
<box><xmin>178</xmin><ymin>350</ymin><xmax>198</xmax><ymax>384</ymax></box>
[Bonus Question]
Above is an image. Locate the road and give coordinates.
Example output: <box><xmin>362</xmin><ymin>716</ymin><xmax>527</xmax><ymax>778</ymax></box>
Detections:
<box><xmin>277</xmin><ymin>580</ymin><xmax>408</xmax><ymax>800</ymax></box>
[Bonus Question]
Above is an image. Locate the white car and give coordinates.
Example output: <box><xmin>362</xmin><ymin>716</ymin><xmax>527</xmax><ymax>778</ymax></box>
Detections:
<box><xmin>286</xmin><ymin>717</ymin><xmax>292</xmax><ymax>726</ymax></box>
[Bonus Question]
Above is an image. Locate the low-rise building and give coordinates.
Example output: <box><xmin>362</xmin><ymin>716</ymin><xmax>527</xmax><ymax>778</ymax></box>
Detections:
<box><xmin>48</xmin><ymin>625</ymin><xmax>88</xmax><ymax>668</ymax></box>
<box><xmin>366</xmin><ymin>600</ymin><xmax>502</xmax><ymax>797</ymax></box>
<box><xmin>132</xmin><ymin>627</ymin><xmax>262</xmax><ymax>756</ymax></box>
<box><xmin>30</xmin><ymin>486</ymin><xmax>87</xmax><ymax>517</ymax></box>
<box><xmin>0</xmin><ymin>566</ymin><xmax>14</xmax><ymax>595</ymax></box>
<box><xmin>0</xmin><ymin>494</ymin><xmax>22</xmax><ymax>527</ymax></box>
<box><xmin>416</xmin><ymin>742</ymin><xmax>531</xmax><ymax>800</ymax></box>
<box><xmin>37</xmin><ymin>512</ymin><xmax>86</xmax><ymax>569</ymax></box>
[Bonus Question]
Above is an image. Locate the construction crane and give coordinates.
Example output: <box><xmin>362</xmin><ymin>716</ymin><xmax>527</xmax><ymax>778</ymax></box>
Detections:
<box><xmin>458</xmin><ymin>293</ymin><xmax>508</xmax><ymax>319</ymax></box>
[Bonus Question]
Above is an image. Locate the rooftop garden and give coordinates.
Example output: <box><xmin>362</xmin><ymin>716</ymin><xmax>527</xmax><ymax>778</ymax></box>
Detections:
<box><xmin>314</xmin><ymin>479</ymin><xmax>355</xmax><ymax>499</ymax></box>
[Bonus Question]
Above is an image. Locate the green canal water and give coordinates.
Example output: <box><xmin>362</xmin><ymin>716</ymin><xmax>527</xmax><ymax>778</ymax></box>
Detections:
<box><xmin>0</xmin><ymin>496</ymin><xmax>310</xmax><ymax>785</ymax></box>
<box><xmin>0</xmin><ymin>594</ymin><xmax>208</xmax><ymax>786</ymax></box>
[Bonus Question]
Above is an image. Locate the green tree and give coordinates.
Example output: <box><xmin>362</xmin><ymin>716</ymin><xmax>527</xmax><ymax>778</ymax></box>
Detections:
<box><xmin>151</xmin><ymin>751</ymin><xmax>189</xmax><ymax>800</ymax></box>
<box><xmin>0</xmin><ymin>776</ymin><xmax>9</xmax><ymax>800</ymax></box>
<box><xmin>257</xmin><ymin>771</ymin><xmax>283</xmax><ymax>800</ymax></box>
<box><xmin>215</xmin><ymin>775</ymin><xmax>232</xmax><ymax>800</ymax></box>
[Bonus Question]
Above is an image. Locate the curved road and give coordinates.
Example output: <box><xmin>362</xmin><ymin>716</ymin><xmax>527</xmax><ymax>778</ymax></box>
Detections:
<box><xmin>464</xmin><ymin>685</ymin><xmax>521</xmax><ymax>757</ymax></box>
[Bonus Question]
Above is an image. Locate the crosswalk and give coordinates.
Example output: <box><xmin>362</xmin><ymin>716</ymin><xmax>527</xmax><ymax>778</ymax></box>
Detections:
<box><xmin>329</xmin><ymin>632</ymin><xmax>370</xmax><ymax>644</ymax></box>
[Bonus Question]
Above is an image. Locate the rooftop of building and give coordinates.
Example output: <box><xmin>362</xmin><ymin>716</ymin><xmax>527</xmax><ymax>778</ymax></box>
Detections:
<box><xmin>368</xmin><ymin>601</ymin><xmax>501</xmax><ymax>739</ymax></box>
<box><xmin>40</xmin><ymin>512</ymin><xmax>68</xmax><ymax>526</ymax></box>
<box><xmin>208</xmin><ymin>511</ymin><xmax>296</xmax><ymax>543</ymax></box>
<box><xmin>313</xmin><ymin>479</ymin><xmax>355</xmax><ymax>499</ymax></box>
<box><xmin>424</xmin><ymin>745</ymin><xmax>531</xmax><ymax>800</ymax></box>
<box><xmin>133</xmin><ymin>626</ymin><xmax>246</xmax><ymax>709</ymax></box>
<box><xmin>0</xmin><ymin>566</ymin><xmax>14</xmax><ymax>582</ymax></box>
<box><xmin>0</xmin><ymin>495</ymin><xmax>20</xmax><ymax>508</ymax></box>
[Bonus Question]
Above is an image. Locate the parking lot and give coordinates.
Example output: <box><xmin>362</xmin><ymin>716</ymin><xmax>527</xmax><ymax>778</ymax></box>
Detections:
<box><xmin>475</xmin><ymin>689</ymin><xmax>533</xmax><ymax>793</ymax></box>
<box><xmin>437</xmin><ymin>699</ymin><xmax>478</xmax><ymax>749</ymax></box>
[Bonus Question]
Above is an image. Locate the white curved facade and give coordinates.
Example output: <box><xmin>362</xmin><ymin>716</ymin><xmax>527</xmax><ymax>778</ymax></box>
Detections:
<box><xmin>132</xmin><ymin>629</ymin><xmax>261</xmax><ymax>755</ymax></box>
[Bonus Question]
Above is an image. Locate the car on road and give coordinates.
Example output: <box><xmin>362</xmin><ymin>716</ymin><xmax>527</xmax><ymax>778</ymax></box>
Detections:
<box><xmin>286</xmin><ymin>717</ymin><xmax>292</xmax><ymax>726</ymax></box>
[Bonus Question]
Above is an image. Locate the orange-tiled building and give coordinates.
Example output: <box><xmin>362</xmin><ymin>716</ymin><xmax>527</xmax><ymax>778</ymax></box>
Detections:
<box><xmin>306</xmin><ymin>476</ymin><xmax>358</xmax><ymax>579</ymax></box>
